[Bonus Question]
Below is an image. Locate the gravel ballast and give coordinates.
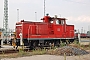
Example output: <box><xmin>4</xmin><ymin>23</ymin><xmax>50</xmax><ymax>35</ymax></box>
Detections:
<box><xmin>47</xmin><ymin>46</ymin><xmax>89</xmax><ymax>56</ymax></box>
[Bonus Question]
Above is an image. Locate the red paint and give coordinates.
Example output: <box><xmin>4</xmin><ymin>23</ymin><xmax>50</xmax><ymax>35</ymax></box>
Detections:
<box><xmin>15</xmin><ymin>15</ymin><xmax>74</xmax><ymax>39</ymax></box>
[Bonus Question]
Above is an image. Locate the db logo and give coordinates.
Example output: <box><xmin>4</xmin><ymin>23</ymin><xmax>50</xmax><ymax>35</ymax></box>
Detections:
<box><xmin>57</xmin><ymin>28</ymin><xmax>60</xmax><ymax>31</ymax></box>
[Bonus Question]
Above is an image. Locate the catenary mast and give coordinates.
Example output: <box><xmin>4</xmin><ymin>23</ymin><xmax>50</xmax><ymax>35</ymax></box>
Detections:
<box><xmin>3</xmin><ymin>0</ymin><xmax>8</xmax><ymax>41</ymax></box>
<box><xmin>44</xmin><ymin>0</ymin><xmax>46</xmax><ymax>16</ymax></box>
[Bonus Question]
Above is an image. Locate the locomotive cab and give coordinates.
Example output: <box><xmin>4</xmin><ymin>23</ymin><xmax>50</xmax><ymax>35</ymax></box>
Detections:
<box><xmin>41</xmin><ymin>14</ymin><xmax>66</xmax><ymax>25</ymax></box>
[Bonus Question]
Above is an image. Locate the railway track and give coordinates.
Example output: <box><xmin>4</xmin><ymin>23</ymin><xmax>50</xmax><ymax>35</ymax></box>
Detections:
<box><xmin>0</xmin><ymin>49</ymin><xmax>18</xmax><ymax>54</ymax></box>
<box><xmin>0</xmin><ymin>48</ymin><xmax>30</xmax><ymax>54</ymax></box>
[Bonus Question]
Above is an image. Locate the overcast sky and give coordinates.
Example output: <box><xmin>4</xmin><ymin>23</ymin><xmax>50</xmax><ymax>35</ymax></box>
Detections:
<box><xmin>0</xmin><ymin>0</ymin><xmax>90</xmax><ymax>33</ymax></box>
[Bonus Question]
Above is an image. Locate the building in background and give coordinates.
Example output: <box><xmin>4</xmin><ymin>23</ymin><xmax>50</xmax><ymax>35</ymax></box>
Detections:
<box><xmin>87</xmin><ymin>31</ymin><xmax>90</xmax><ymax>36</ymax></box>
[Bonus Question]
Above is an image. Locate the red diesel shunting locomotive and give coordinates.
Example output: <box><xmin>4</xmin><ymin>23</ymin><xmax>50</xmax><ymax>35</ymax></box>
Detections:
<box><xmin>15</xmin><ymin>14</ymin><xmax>74</xmax><ymax>49</ymax></box>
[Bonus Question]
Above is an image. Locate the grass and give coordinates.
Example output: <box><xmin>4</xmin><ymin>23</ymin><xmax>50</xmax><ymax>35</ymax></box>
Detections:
<box><xmin>0</xmin><ymin>48</ymin><xmax>47</xmax><ymax>59</ymax></box>
<box><xmin>73</xmin><ymin>39</ymin><xmax>79</xmax><ymax>45</ymax></box>
<box><xmin>32</xmin><ymin>49</ymin><xmax>46</xmax><ymax>55</ymax></box>
<box><xmin>0</xmin><ymin>40</ymin><xmax>90</xmax><ymax>59</ymax></box>
<box><xmin>64</xmin><ymin>53</ymin><xmax>66</xmax><ymax>60</ymax></box>
<box><xmin>60</xmin><ymin>41</ymin><xmax>66</xmax><ymax>47</ymax></box>
<box><xmin>67</xmin><ymin>40</ymin><xmax>90</xmax><ymax>52</ymax></box>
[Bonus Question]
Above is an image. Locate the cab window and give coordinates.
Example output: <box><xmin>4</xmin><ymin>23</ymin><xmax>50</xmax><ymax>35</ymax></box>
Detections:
<box><xmin>56</xmin><ymin>19</ymin><xmax>61</xmax><ymax>24</ymax></box>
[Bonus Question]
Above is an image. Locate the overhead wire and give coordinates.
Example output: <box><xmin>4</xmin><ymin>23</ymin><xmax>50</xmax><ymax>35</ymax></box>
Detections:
<box><xmin>63</xmin><ymin>0</ymin><xmax>89</xmax><ymax>5</ymax></box>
